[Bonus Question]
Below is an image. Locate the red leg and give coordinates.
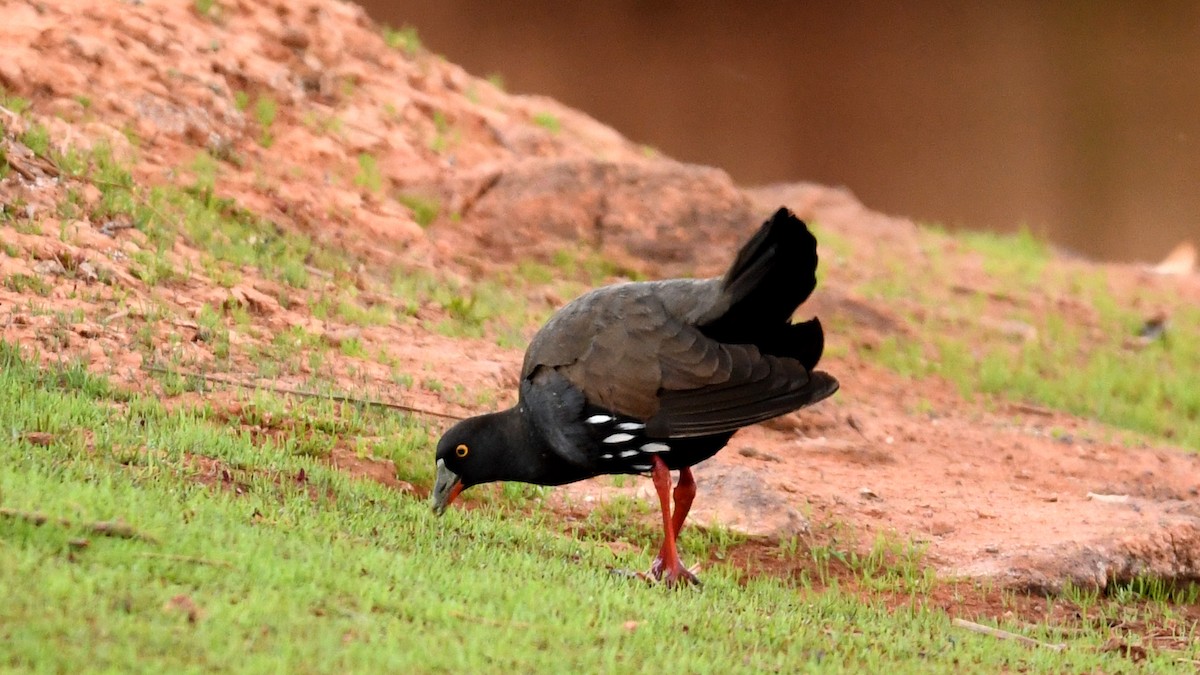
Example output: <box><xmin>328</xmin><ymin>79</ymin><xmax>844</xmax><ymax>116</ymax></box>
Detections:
<box><xmin>652</xmin><ymin>466</ymin><xmax>696</xmax><ymax>567</ymax></box>
<box><xmin>671</xmin><ymin>467</ymin><xmax>696</xmax><ymax>536</ymax></box>
<box><xmin>648</xmin><ymin>458</ymin><xmax>699</xmax><ymax>587</ymax></box>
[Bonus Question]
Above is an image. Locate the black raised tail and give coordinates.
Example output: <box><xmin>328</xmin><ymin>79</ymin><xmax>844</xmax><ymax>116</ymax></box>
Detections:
<box><xmin>698</xmin><ymin>208</ymin><xmax>824</xmax><ymax>369</ymax></box>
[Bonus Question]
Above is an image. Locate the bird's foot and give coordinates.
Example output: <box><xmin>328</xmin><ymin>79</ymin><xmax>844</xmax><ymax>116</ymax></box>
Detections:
<box><xmin>608</xmin><ymin>560</ymin><xmax>701</xmax><ymax>587</ymax></box>
<box><xmin>648</xmin><ymin>556</ymin><xmax>702</xmax><ymax>588</ymax></box>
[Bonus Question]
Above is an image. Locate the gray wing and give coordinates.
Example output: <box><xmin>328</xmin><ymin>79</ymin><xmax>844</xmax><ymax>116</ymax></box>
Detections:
<box><xmin>522</xmin><ymin>281</ymin><xmax>837</xmax><ymax>439</ymax></box>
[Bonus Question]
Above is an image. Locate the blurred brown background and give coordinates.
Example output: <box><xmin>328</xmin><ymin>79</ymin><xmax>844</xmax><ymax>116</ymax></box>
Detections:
<box><xmin>357</xmin><ymin>1</ymin><xmax>1199</xmax><ymax>263</ymax></box>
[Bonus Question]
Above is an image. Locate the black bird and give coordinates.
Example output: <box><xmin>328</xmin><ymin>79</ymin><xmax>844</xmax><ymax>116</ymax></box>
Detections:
<box><xmin>431</xmin><ymin>207</ymin><xmax>838</xmax><ymax>586</ymax></box>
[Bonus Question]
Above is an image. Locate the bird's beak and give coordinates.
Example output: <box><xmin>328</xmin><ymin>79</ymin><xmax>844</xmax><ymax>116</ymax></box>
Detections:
<box><xmin>431</xmin><ymin>458</ymin><xmax>464</xmax><ymax>515</ymax></box>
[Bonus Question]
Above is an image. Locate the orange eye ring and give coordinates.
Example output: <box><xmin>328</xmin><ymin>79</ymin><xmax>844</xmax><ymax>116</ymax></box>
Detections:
<box><xmin>455</xmin><ymin>444</ymin><xmax>469</xmax><ymax>458</ymax></box>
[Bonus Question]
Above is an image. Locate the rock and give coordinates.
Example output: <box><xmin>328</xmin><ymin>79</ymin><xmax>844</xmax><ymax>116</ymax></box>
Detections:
<box><xmin>737</xmin><ymin>446</ymin><xmax>780</xmax><ymax>462</ymax></box>
<box><xmin>72</xmin><ymin>323</ymin><xmax>103</xmax><ymax>339</ymax></box>
<box><xmin>431</xmin><ymin>158</ymin><xmax>755</xmax><ymax>276</ymax></box>
<box><xmin>930</xmin><ymin>519</ymin><xmax>956</xmax><ymax>536</ymax></box>
<box><xmin>688</xmin><ymin>465</ymin><xmax>810</xmax><ymax>537</ymax></box>
<box><xmin>281</xmin><ymin>28</ymin><xmax>310</xmax><ymax>50</ymax></box>
<box><xmin>0</xmin><ymin>58</ymin><xmax>24</xmax><ymax>92</ymax></box>
<box><xmin>858</xmin><ymin>486</ymin><xmax>881</xmax><ymax>500</ymax></box>
<box><xmin>33</xmin><ymin>259</ymin><xmax>67</xmax><ymax>276</ymax></box>
<box><xmin>1150</xmin><ymin>241</ymin><xmax>1196</xmax><ymax>276</ymax></box>
<box><xmin>761</xmin><ymin>412</ymin><xmax>805</xmax><ymax>433</ymax></box>
<box><xmin>1086</xmin><ymin>492</ymin><xmax>1129</xmax><ymax>504</ymax></box>
<box><xmin>34</xmin><ymin>60</ymin><xmax>86</xmax><ymax>96</ymax></box>
<box><xmin>67</xmin><ymin>35</ymin><xmax>108</xmax><ymax>64</ymax></box>
<box><xmin>322</xmin><ymin>327</ymin><xmax>361</xmax><ymax>347</ymax></box>
<box><xmin>974</xmin><ymin>521</ymin><xmax>1200</xmax><ymax>594</ymax></box>
<box><xmin>227</xmin><ymin>286</ymin><xmax>279</xmax><ymax>316</ymax></box>
<box><xmin>76</xmin><ymin>261</ymin><xmax>100</xmax><ymax>283</ymax></box>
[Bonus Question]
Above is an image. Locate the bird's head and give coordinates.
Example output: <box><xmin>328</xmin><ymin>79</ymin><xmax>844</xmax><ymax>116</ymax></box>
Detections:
<box><xmin>430</xmin><ymin>411</ymin><xmax>515</xmax><ymax>515</ymax></box>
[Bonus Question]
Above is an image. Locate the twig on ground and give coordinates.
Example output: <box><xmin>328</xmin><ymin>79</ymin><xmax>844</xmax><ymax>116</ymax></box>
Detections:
<box><xmin>1009</xmin><ymin>402</ymin><xmax>1055</xmax><ymax>417</ymax></box>
<box><xmin>0</xmin><ymin>507</ymin><xmax>159</xmax><ymax>544</ymax></box>
<box><xmin>449</xmin><ymin>610</ymin><xmax>531</xmax><ymax>629</ymax></box>
<box><xmin>137</xmin><ymin>552</ymin><xmax>234</xmax><ymax>568</ymax></box>
<box><xmin>98</xmin><ymin>220</ymin><xmax>136</xmax><ymax>236</ymax></box>
<box><xmin>1086</xmin><ymin>492</ymin><xmax>1130</xmax><ymax>504</ymax></box>
<box><xmin>952</xmin><ymin>618</ymin><xmax>1066</xmax><ymax>651</ymax></box>
<box><xmin>5</xmin><ymin>155</ymin><xmax>40</xmax><ymax>181</ymax></box>
<box><xmin>141</xmin><ymin>365</ymin><xmax>464</xmax><ymax>421</ymax></box>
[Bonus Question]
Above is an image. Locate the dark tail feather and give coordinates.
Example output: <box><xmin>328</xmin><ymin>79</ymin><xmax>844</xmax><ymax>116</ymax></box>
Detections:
<box><xmin>718</xmin><ymin>207</ymin><xmax>818</xmax><ymax>322</ymax></box>
<box><xmin>759</xmin><ymin>318</ymin><xmax>824</xmax><ymax>371</ymax></box>
<box><xmin>700</xmin><ymin>208</ymin><xmax>822</xmax><ymax>363</ymax></box>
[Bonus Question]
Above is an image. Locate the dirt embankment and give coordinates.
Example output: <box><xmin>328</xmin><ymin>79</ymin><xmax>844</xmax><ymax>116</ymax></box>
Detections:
<box><xmin>1</xmin><ymin>0</ymin><xmax>1198</xmax><ymax>593</ymax></box>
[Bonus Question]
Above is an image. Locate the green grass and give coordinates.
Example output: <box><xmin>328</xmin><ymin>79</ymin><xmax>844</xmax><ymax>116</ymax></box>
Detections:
<box><xmin>549</xmin><ymin>246</ymin><xmax>645</xmax><ymax>285</ymax></box>
<box><xmin>428</xmin><ymin>110</ymin><xmax>459</xmax><ymax>154</ymax></box>
<box><xmin>167</xmin><ymin>184</ymin><xmax>330</xmax><ymax>289</ymax></box>
<box><xmin>532</xmin><ymin>111</ymin><xmax>561</xmax><ymax>133</ymax></box>
<box><xmin>334</xmin><ymin>294</ymin><xmax>394</xmax><ymax>327</ymax></box>
<box><xmin>353</xmin><ymin>153</ymin><xmax>383</xmax><ymax>193</ymax></box>
<box><xmin>3</xmin><ymin>273</ymin><xmax>52</xmax><ymax>297</ymax></box>
<box><xmin>1</xmin><ymin>341</ymin><xmax>1193</xmax><ymax>672</ymax></box>
<box><xmin>189</xmin><ymin>150</ymin><xmax>219</xmax><ymax>191</ymax></box>
<box><xmin>389</xmin><ymin>269</ymin><xmax>551</xmax><ymax>348</ymax></box>
<box><xmin>19</xmin><ymin>123</ymin><xmax>51</xmax><ymax>157</ymax></box>
<box><xmin>128</xmin><ymin>249</ymin><xmax>182</xmax><ymax>287</ymax></box>
<box><xmin>253</xmin><ymin>96</ymin><xmax>277</xmax><ymax>147</ymax></box>
<box><xmin>0</xmin><ymin>88</ymin><xmax>32</xmax><ymax>115</ymax></box>
<box><xmin>844</xmin><ymin>225</ymin><xmax>1200</xmax><ymax>451</ymax></box>
<box><xmin>193</xmin><ymin>0</ymin><xmax>219</xmax><ymax>20</ymax></box>
<box><xmin>17</xmin><ymin>136</ymin><xmax>347</xmax><ymax>291</ymax></box>
<box><xmin>396</xmin><ymin>193</ymin><xmax>440</xmax><ymax>227</ymax></box>
<box><xmin>382</xmin><ymin>25</ymin><xmax>422</xmax><ymax>56</ymax></box>
<box><xmin>382</xmin><ymin>247</ymin><xmax>645</xmax><ymax>349</ymax></box>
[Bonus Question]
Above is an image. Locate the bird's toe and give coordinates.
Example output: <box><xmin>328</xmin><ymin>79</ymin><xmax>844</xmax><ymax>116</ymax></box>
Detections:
<box><xmin>648</xmin><ymin>556</ymin><xmax>702</xmax><ymax>588</ymax></box>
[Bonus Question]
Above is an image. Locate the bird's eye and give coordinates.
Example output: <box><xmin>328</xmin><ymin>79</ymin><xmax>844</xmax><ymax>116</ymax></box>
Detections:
<box><xmin>455</xmin><ymin>444</ymin><xmax>469</xmax><ymax>458</ymax></box>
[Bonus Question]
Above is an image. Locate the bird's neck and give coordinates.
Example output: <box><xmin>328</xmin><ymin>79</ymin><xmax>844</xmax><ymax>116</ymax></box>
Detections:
<box><xmin>487</xmin><ymin>405</ymin><xmax>588</xmax><ymax>486</ymax></box>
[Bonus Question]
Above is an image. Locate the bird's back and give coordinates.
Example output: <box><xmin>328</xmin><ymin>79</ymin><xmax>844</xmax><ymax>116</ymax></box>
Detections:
<box><xmin>521</xmin><ymin>278</ymin><xmax>720</xmax><ymax>379</ymax></box>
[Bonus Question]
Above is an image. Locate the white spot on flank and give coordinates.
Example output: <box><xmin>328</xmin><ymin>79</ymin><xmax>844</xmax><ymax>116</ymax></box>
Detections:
<box><xmin>603</xmin><ymin>433</ymin><xmax>634</xmax><ymax>444</ymax></box>
<box><xmin>616</xmin><ymin>422</ymin><xmax>645</xmax><ymax>431</ymax></box>
<box><xmin>600</xmin><ymin>453</ymin><xmax>614</xmax><ymax>460</ymax></box>
<box><xmin>640</xmin><ymin>443</ymin><xmax>670</xmax><ymax>453</ymax></box>
<box><xmin>631</xmin><ymin>464</ymin><xmax>652</xmax><ymax>471</ymax></box>
<box><xmin>586</xmin><ymin>414</ymin><xmax>613</xmax><ymax>424</ymax></box>
<box><xmin>619</xmin><ymin>450</ymin><xmax>640</xmax><ymax>458</ymax></box>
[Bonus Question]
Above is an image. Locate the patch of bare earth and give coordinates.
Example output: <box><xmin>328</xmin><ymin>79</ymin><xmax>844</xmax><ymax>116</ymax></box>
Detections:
<box><xmin>1</xmin><ymin>0</ymin><xmax>1198</xmax><ymax>619</ymax></box>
